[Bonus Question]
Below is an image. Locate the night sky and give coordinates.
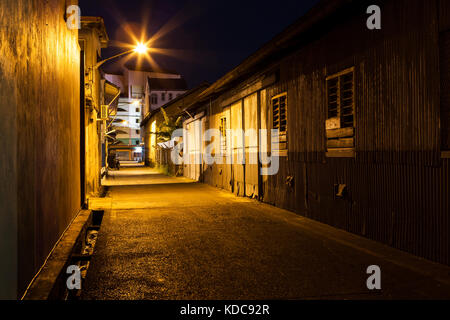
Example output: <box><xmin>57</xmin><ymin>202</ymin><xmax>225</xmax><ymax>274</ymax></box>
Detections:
<box><xmin>79</xmin><ymin>0</ymin><xmax>320</xmax><ymax>88</ymax></box>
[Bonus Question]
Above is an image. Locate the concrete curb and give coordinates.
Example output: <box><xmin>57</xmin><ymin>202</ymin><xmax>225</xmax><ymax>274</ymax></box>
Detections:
<box><xmin>24</xmin><ymin>210</ymin><xmax>97</xmax><ymax>300</ymax></box>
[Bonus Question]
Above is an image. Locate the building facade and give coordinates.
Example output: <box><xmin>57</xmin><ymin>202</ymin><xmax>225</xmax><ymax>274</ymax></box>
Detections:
<box><xmin>105</xmin><ymin>65</ymin><xmax>186</xmax><ymax>161</ymax></box>
<box><xmin>145</xmin><ymin>77</ymin><xmax>188</xmax><ymax>112</ymax></box>
<box><xmin>79</xmin><ymin>17</ymin><xmax>111</xmax><ymax>198</ymax></box>
<box><xmin>174</xmin><ymin>0</ymin><xmax>450</xmax><ymax>266</ymax></box>
<box><xmin>141</xmin><ymin>83</ymin><xmax>209</xmax><ymax>169</ymax></box>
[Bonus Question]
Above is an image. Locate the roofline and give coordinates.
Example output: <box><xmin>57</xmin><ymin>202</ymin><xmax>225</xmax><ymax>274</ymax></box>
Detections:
<box><xmin>141</xmin><ymin>82</ymin><xmax>210</xmax><ymax>127</ymax></box>
<box><xmin>104</xmin><ymin>79</ymin><xmax>120</xmax><ymax>90</ymax></box>
<box><xmin>80</xmin><ymin>16</ymin><xmax>109</xmax><ymax>48</ymax></box>
<box><xmin>186</xmin><ymin>0</ymin><xmax>354</xmax><ymax>108</ymax></box>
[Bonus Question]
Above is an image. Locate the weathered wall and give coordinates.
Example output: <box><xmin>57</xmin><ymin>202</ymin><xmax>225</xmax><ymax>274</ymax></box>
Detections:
<box><xmin>0</xmin><ymin>0</ymin><xmax>81</xmax><ymax>298</ymax></box>
<box><xmin>79</xmin><ymin>28</ymin><xmax>102</xmax><ymax>198</ymax></box>
<box><xmin>199</xmin><ymin>0</ymin><xmax>450</xmax><ymax>265</ymax></box>
<box><xmin>0</xmin><ymin>3</ymin><xmax>19</xmax><ymax>298</ymax></box>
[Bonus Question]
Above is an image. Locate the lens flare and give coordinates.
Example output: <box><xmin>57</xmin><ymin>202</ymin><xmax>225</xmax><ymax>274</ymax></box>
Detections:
<box><xmin>134</xmin><ymin>42</ymin><xmax>148</xmax><ymax>54</ymax></box>
<box><xmin>100</xmin><ymin>1</ymin><xmax>203</xmax><ymax>71</ymax></box>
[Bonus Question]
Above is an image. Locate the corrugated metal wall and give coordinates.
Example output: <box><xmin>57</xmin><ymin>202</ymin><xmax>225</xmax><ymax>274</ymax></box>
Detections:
<box><xmin>197</xmin><ymin>0</ymin><xmax>449</xmax><ymax>265</ymax></box>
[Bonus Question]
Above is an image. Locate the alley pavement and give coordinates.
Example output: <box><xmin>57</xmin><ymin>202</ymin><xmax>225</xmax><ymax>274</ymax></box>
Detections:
<box><xmin>83</xmin><ymin>166</ymin><xmax>450</xmax><ymax>300</ymax></box>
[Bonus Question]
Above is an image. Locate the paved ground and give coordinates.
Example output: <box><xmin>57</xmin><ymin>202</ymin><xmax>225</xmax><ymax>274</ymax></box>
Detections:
<box><xmin>83</xmin><ymin>166</ymin><xmax>450</xmax><ymax>300</ymax></box>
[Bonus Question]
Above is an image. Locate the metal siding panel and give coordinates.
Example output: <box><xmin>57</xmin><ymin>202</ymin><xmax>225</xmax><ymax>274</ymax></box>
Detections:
<box><xmin>196</xmin><ymin>0</ymin><xmax>449</xmax><ymax>266</ymax></box>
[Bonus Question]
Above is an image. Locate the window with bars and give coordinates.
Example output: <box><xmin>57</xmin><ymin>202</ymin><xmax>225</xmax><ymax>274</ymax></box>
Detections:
<box><xmin>272</xmin><ymin>93</ymin><xmax>287</xmax><ymax>133</ymax></box>
<box><xmin>326</xmin><ymin>68</ymin><xmax>355</xmax><ymax>157</ymax></box>
<box><xmin>272</xmin><ymin>93</ymin><xmax>288</xmax><ymax>152</ymax></box>
<box><xmin>219</xmin><ymin>116</ymin><xmax>227</xmax><ymax>155</ymax></box>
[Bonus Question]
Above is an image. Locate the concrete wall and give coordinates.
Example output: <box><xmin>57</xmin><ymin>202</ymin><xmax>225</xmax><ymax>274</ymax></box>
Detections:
<box><xmin>0</xmin><ymin>0</ymin><xmax>81</xmax><ymax>298</ymax></box>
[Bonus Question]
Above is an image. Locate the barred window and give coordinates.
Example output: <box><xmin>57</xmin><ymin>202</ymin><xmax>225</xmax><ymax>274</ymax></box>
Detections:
<box><xmin>272</xmin><ymin>93</ymin><xmax>287</xmax><ymax>152</ymax></box>
<box><xmin>272</xmin><ymin>93</ymin><xmax>287</xmax><ymax>134</ymax></box>
<box><xmin>326</xmin><ymin>68</ymin><xmax>355</xmax><ymax>157</ymax></box>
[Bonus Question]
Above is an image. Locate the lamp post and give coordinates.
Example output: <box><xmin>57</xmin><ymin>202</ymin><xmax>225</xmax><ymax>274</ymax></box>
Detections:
<box><xmin>97</xmin><ymin>42</ymin><xmax>149</xmax><ymax>173</ymax></box>
<box><xmin>95</xmin><ymin>42</ymin><xmax>148</xmax><ymax>69</ymax></box>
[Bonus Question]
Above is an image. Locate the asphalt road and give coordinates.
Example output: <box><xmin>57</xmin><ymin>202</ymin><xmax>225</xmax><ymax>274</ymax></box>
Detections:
<box><xmin>82</xmin><ymin>166</ymin><xmax>450</xmax><ymax>300</ymax></box>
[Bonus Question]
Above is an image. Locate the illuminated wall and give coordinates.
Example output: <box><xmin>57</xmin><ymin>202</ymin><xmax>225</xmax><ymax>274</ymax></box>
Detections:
<box><xmin>0</xmin><ymin>0</ymin><xmax>81</xmax><ymax>298</ymax></box>
<box><xmin>79</xmin><ymin>17</ymin><xmax>108</xmax><ymax>199</ymax></box>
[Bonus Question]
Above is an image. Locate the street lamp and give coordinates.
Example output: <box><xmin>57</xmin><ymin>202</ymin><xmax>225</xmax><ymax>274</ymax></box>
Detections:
<box><xmin>95</xmin><ymin>42</ymin><xmax>149</xmax><ymax>69</ymax></box>
<box><xmin>134</xmin><ymin>42</ymin><xmax>148</xmax><ymax>54</ymax></box>
<box><xmin>100</xmin><ymin>42</ymin><xmax>149</xmax><ymax>172</ymax></box>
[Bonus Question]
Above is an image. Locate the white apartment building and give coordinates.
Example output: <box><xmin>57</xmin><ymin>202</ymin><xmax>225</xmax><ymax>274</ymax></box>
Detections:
<box><xmin>104</xmin><ymin>62</ymin><xmax>186</xmax><ymax>160</ymax></box>
<box><xmin>145</xmin><ymin>77</ymin><xmax>188</xmax><ymax>114</ymax></box>
<box><xmin>115</xmin><ymin>98</ymin><xmax>142</xmax><ymax>146</ymax></box>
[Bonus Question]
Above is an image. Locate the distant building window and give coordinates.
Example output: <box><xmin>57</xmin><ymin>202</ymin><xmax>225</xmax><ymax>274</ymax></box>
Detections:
<box><xmin>136</xmin><ymin>108</ymin><xmax>140</xmax><ymax>113</ymax></box>
<box><xmin>161</xmin><ymin>92</ymin><xmax>166</xmax><ymax>101</ymax></box>
<box><xmin>131</xmin><ymin>85</ymin><xmax>143</xmax><ymax>99</ymax></box>
<box><xmin>441</xmin><ymin>31</ymin><xmax>450</xmax><ymax>153</ymax></box>
<box><xmin>135</xmin><ymin>140</ymin><xmax>139</xmax><ymax>145</ymax></box>
<box><xmin>136</xmin><ymin>129</ymin><xmax>140</xmax><ymax>134</ymax></box>
<box><xmin>169</xmin><ymin>93</ymin><xmax>173</xmax><ymax>100</ymax></box>
<box><xmin>272</xmin><ymin>93</ymin><xmax>287</xmax><ymax>152</ymax></box>
<box><xmin>325</xmin><ymin>67</ymin><xmax>355</xmax><ymax>157</ymax></box>
<box><xmin>151</xmin><ymin>94</ymin><xmax>158</xmax><ymax>105</ymax></box>
<box><xmin>219</xmin><ymin>116</ymin><xmax>227</xmax><ymax>154</ymax></box>
<box><xmin>135</xmin><ymin>119</ymin><xmax>139</xmax><ymax>124</ymax></box>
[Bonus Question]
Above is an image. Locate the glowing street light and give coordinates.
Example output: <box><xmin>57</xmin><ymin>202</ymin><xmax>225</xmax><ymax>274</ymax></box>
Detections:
<box><xmin>134</xmin><ymin>42</ymin><xmax>148</xmax><ymax>54</ymax></box>
<box><xmin>94</xmin><ymin>42</ymin><xmax>149</xmax><ymax>69</ymax></box>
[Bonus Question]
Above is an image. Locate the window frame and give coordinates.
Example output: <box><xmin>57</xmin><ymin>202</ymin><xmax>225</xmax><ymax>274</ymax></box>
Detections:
<box><xmin>271</xmin><ymin>92</ymin><xmax>288</xmax><ymax>156</ymax></box>
<box><xmin>150</xmin><ymin>94</ymin><xmax>158</xmax><ymax>105</ymax></box>
<box><xmin>325</xmin><ymin>67</ymin><xmax>356</xmax><ymax>158</ymax></box>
